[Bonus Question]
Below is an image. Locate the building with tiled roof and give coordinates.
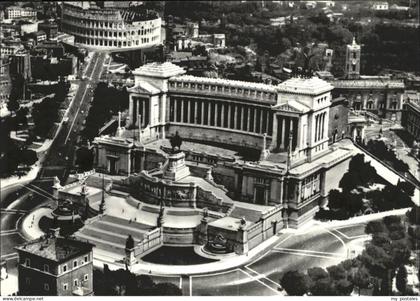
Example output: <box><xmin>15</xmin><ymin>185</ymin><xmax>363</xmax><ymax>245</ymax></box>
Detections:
<box><xmin>15</xmin><ymin>236</ymin><xmax>94</xmax><ymax>296</ymax></box>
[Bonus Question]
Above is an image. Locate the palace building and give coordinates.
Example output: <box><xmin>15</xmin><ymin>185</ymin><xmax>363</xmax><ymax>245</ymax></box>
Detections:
<box><xmin>15</xmin><ymin>236</ymin><xmax>94</xmax><ymax>296</ymax></box>
<box><xmin>329</xmin><ymin>37</ymin><xmax>405</xmax><ymax>121</ymax></box>
<box><xmin>402</xmin><ymin>91</ymin><xmax>420</xmax><ymax>140</ymax></box>
<box><xmin>61</xmin><ymin>2</ymin><xmax>162</xmax><ymax>51</ymax></box>
<box><xmin>49</xmin><ymin>61</ymin><xmax>360</xmax><ymax>264</ymax></box>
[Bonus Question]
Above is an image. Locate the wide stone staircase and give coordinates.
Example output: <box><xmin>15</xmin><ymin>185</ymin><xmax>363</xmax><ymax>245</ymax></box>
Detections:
<box><xmin>75</xmin><ymin>215</ymin><xmax>154</xmax><ymax>257</ymax></box>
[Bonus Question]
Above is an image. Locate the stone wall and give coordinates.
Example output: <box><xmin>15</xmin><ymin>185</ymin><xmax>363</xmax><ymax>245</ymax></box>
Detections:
<box><xmin>167</xmin><ymin>124</ymin><xmax>267</xmax><ymax>150</ymax></box>
<box><xmin>329</xmin><ymin>98</ymin><xmax>349</xmax><ymax>143</ymax></box>
<box><xmin>196</xmin><ymin>186</ymin><xmax>232</xmax><ymax>213</ymax></box>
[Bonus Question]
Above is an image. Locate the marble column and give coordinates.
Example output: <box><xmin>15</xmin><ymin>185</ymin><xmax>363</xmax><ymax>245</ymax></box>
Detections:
<box><xmin>180</xmin><ymin>99</ymin><xmax>184</xmax><ymax>123</ymax></box>
<box><xmin>234</xmin><ymin>104</ymin><xmax>238</xmax><ymax>130</ymax></box>
<box><xmin>129</xmin><ymin>95</ymin><xmax>134</xmax><ymax>126</ymax></box>
<box><xmin>241</xmin><ymin>106</ymin><xmax>245</xmax><ymax>131</ymax></box>
<box><xmin>271</xmin><ymin>114</ymin><xmax>278</xmax><ymax>149</ymax></box>
<box><xmin>290</xmin><ymin>118</ymin><xmax>294</xmax><ymax>150</ymax></box>
<box><xmin>314</xmin><ymin>115</ymin><xmax>319</xmax><ymax>142</ymax></box>
<box><xmin>215</xmin><ymin>102</ymin><xmax>219</xmax><ymax>126</ymax></box>
<box><xmin>259</xmin><ymin>109</ymin><xmax>264</xmax><ymax>133</ymax></box>
<box><xmin>194</xmin><ymin>100</ymin><xmax>198</xmax><ymax>124</ymax></box>
<box><xmin>246</xmin><ymin>106</ymin><xmax>251</xmax><ymax>132</ymax></box>
<box><xmin>227</xmin><ymin>103</ymin><xmax>231</xmax><ymax>128</ymax></box>
<box><xmin>207</xmin><ymin>102</ymin><xmax>211</xmax><ymax>126</ymax></box>
<box><xmin>280</xmin><ymin>117</ymin><xmax>286</xmax><ymax>149</ymax></box>
<box><xmin>174</xmin><ymin>98</ymin><xmax>178</xmax><ymax>122</ymax></box>
<box><xmin>253</xmin><ymin>108</ymin><xmax>257</xmax><ymax>133</ymax></box>
<box><xmin>187</xmin><ymin>100</ymin><xmax>191</xmax><ymax>123</ymax></box>
<box><xmin>136</xmin><ymin>99</ymin><xmax>140</xmax><ymax>126</ymax></box>
<box><xmin>221</xmin><ymin>103</ymin><xmax>225</xmax><ymax>127</ymax></box>
<box><xmin>201</xmin><ymin>101</ymin><xmax>204</xmax><ymax>125</ymax></box>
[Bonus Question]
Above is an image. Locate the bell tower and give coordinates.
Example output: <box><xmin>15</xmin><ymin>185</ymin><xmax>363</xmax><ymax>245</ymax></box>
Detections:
<box><xmin>345</xmin><ymin>37</ymin><xmax>361</xmax><ymax>79</ymax></box>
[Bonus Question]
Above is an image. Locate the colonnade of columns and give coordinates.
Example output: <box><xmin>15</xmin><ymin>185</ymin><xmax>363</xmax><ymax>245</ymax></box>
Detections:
<box><xmin>276</xmin><ymin>115</ymin><xmax>298</xmax><ymax>151</ymax></box>
<box><xmin>314</xmin><ymin>112</ymin><xmax>327</xmax><ymax>143</ymax></box>
<box><xmin>169</xmin><ymin>97</ymin><xmax>273</xmax><ymax>136</ymax></box>
<box><xmin>129</xmin><ymin>96</ymin><xmax>149</xmax><ymax>127</ymax></box>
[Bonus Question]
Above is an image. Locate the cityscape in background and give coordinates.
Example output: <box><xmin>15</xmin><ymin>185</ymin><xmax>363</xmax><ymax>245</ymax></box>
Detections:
<box><xmin>0</xmin><ymin>0</ymin><xmax>420</xmax><ymax>297</ymax></box>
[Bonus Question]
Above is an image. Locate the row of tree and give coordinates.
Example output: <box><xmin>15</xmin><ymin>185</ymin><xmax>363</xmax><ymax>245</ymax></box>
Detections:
<box><xmin>364</xmin><ymin>140</ymin><xmax>409</xmax><ymax>173</ymax></box>
<box><xmin>81</xmin><ymin>83</ymin><xmax>129</xmax><ymax>141</ymax></box>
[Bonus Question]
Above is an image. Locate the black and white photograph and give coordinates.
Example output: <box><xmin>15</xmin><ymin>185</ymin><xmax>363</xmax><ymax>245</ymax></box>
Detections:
<box><xmin>0</xmin><ymin>0</ymin><xmax>420</xmax><ymax>297</ymax></box>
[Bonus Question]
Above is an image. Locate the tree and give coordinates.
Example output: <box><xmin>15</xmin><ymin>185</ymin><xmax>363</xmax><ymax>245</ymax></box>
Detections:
<box><xmin>396</xmin><ymin>265</ymin><xmax>408</xmax><ymax>294</ymax></box>
<box><xmin>397</xmin><ymin>181</ymin><xmax>415</xmax><ymax>197</ymax></box>
<box><xmin>406</xmin><ymin>206</ymin><xmax>420</xmax><ymax>225</ymax></box>
<box><xmin>75</xmin><ymin>147</ymin><xmax>94</xmax><ymax>172</ymax></box>
<box><xmin>280</xmin><ymin>271</ymin><xmax>311</xmax><ymax>296</ymax></box>
<box><xmin>310</xmin><ymin>278</ymin><xmax>336</xmax><ymax>296</ymax></box>
<box><xmin>21</xmin><ymin>149</ymin><xmax>38</xmax><ymax>166</ymax></box>
<box><xmin>365</xmin><ymin>220</ymin><xmax>386</xmax><ymax>235</ymax></box>
<box><xmin>352</xmin><ymin>266</ymin><xmax>371</xmax><ymax>296</ymax></box>
<box><xmin>327</xmin><ymin>189</ymin><xmax>346</xmax><ymax>210</ymax></box>
<box><xmin>154</xmin><ymin>283</ymin><xmax>182</xmax><ymax>296</ymax></box>
<box><xmin>32</xmin><ymin>97</ymin><xmax>59</xmax><ymax>138</ymax></box>
<box><xmin>327</xmin><ymin>265</ymin><xmax>347</xmax><ymax>281</ymax></box>
<box><xmin>307</xmin><ymin>267</ymin><xmax>329</xmax><ymax>282</ymax></box>
<box><xmin>335</xmin><ymin>279</ymin><xmax>354</xmax><ymax>296</ymax></box>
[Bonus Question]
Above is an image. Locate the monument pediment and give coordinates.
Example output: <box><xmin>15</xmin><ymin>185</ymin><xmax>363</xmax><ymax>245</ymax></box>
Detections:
<box><xmin>273</xmin><ymin>100</ymin><xmax>309</xmax><ymax>114</ymax></box>
<box><xmin>127</xmin><ymin>81</ymin><xmax>161</xmax><ymax>95</ymax></box>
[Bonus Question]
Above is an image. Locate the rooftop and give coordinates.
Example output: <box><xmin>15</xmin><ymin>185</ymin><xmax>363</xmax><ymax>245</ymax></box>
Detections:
<box><xmin>132</xmin><ymin>62</ymin><xmax>186</xmax><ymax>79</ymax></box>
<box><xmin>15</xmin><ymin>236</ymin><xmax>93</xmax><ymax>263</ymax></box>
<box><xmin>331</xmin><ymin>79</ymin><xmax>405</xmax><ymax>89</ymax></box>
<box><xmin>208</xmin><ymin>216</ymin><xmax>244</xmax><ymax>231</ymax></box>
<box><xmin>277</xmin><ymin>76</ymin><xmax>334</xmax><ymax>96</ymax></box>
<box><xmin>171</xmin><ymin>75</ymin><xmax>278</xmax><ymax>93</ymax></box>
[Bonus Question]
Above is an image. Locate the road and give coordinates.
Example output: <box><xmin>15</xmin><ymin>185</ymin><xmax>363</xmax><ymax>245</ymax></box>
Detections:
<box><xmin>40</xmin><ymin>51</ymin><xmax>107</xmax><ymax>181</ymax></box>
<box><xmin>1</xmin><ymin>51</ymin><xmax>107</xmax><ymax>295</ymax></box>
<box><xmin>365</xmin><ymin>123</ymin><xmax>420</xmax><ymax>181</ymax></box>
<box><xmin>1</xmin><ymin>184</ymin><xmax>370</xmax><ymax>296</ymax></box>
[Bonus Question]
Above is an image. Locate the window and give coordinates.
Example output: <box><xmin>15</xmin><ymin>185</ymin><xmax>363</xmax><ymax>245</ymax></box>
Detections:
<box><xmin>74</xmin><ymin>279</ymin><xmax>78</xmax><ymax>287</ymax></box>
<box><xmin>62</xmin><ymin>264</ymin><xmax>67</xmax><ymax>272</ymax></box>
<box><xmin>25</xmin><ymin>277</ymin><xmax>30</xmax><ymax>285</ymax></box>
<box><xmin>44</xmin><ymin>264</ymin><xmax>49</xmax><ymax>273</ymax></box>
<box><xmin>84</xmin><ymin>255</ymin><xmax>89</xmax><ymax>263</ymax></box>
<box><xmin>84</xmin><ymin>274</ymin><xmax>89</xmax><ymax>281</ymax></box>
<box><xmin>44</xmin><ymin>283</ymin><xmax>49</xmax><ymax>291</ymax></box>
<box><xmin>63</xmin><ymin>283</ymin><xmax>68</xmax><ymax>291</ymax></box>
<box><xmin>24</xmin><ymin>258</ymin><xmax>31</xmax><ymax>267</ymax></box>
<box><xmin>73</xmin><ymin>260</ymin><xmax>78</xmax><ymax>268</ymax></box>
<box><xmin>301</xmin><ymin>173</ymin><xmax>321</xmax><ymax>201</ymax></box>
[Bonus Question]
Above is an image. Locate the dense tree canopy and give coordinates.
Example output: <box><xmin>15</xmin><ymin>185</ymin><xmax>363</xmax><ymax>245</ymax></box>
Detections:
<box><xmin>93</xmin><ymin>266</ymin><xmax>182</xmax><ymax>296</ymax></box>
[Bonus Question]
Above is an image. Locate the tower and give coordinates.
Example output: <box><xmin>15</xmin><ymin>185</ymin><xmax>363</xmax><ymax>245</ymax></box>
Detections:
<box><xmin>345</xmin><ymin>37</ymin><xmax>361</xmax><ymax>79</ymax></box>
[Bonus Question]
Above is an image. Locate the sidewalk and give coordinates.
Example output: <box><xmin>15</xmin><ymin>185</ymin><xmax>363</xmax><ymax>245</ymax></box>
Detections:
<box><xmin>20</xmin><ymin>207</ymin><xmax>53</xmax><ymax>240</ymax></box>
<box><xmin>315</xmin><ymin>207</ymin><xmax>411</xmax><ymax>229</ymax></box>
<box><xmin>0</xmin><ymin>164</ymin><xmax>40</xmax><ymax>191</ymax></box>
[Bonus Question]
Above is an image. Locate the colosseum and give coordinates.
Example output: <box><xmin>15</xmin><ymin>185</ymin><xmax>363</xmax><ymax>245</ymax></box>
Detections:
<box><xmin>61</xmin><ymin>1</ymin><xmax>161</xmax><ymax>51</ymax></box>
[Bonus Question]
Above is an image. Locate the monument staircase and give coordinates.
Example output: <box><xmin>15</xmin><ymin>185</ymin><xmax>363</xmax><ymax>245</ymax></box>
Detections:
<box><xmin>75</xmin><ymin>215</ymin><xmax>154</xmax><ymax>257</ymax></box>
